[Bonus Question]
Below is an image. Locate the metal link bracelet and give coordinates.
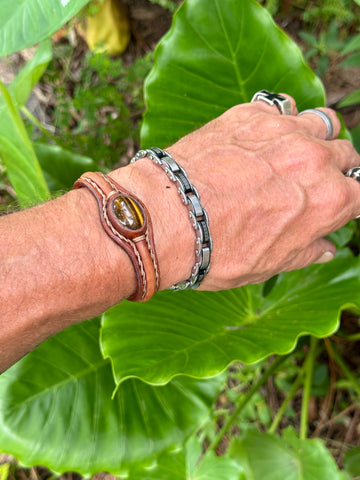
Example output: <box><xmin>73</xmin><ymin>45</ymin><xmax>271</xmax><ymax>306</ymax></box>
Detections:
<box><xmin>131</xmin><ymin>147</ymin><xmax>212</xmax><ymax>290</ymax></box>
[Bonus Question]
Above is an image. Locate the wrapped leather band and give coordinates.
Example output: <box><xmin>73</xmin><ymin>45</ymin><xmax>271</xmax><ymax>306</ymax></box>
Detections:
<box><xmin>73</xmin><ymin>171</ymin><xmax>160</xmax><ymax>302</ymax></box>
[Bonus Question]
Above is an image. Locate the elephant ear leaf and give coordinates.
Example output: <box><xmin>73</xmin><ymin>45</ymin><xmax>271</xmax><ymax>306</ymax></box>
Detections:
<box><xmin>0</xmin><ymin>319</ymin><xmax>224</xmax><ymax>476</ymax></box>
<box><xmin>101</xmin><ymin>254</ymin><xmax>360</xmax><ymax>386</ymax></box>
<box><xmin>229</xmin><ymin>429</ymin><xmax>344</xmax><ymax>480</ymax></box>
<box><xmin>141</xmin><ymin>0</ymin><xmax>325</xmax><ymax>148</ymax></box>
<box><xmin>0</xmin><ymin>0</ymin><xmax>90</xmax><ymax>56</ymax></box>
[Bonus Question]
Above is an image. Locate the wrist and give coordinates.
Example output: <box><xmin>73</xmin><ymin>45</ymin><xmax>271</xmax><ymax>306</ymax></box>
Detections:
<box><xmin>110</xmin><ymin>159</ymin><xmax>195</xmax><ymax>291</ymax></box>
<box><xmin>59</xmin><ymin>188</ymin><xmax>138</xmax><ymax>309</ymax></box>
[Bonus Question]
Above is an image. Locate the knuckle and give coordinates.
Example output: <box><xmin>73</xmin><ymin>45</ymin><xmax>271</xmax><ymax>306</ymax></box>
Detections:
<box><xmin>274</xmin><ymin>132</ymin><xmax>329</xmax><ymax>173</ymax></box>
<box><xmin>304</xmin><ymin>142</ymin><xmax>330</xmax><ymax>170</ymax></box>
<box><xmin>334</xmin><ymin>185</ymin><xmax>351</xmax><ymax>212</ymax></box>
<box><xmin>224</xmin><ymin>104</ymin><xmax>246</xmax><ymax>121</ymax></box>
<box><xmin>321</xmin><ymin>181</ymin><xmax>350</xmax><ymax>218</ymax></box>
<box><xmin>298</xmin><ymin>137</ymin><xmax>332</xmax><ymax>174</ymax></box>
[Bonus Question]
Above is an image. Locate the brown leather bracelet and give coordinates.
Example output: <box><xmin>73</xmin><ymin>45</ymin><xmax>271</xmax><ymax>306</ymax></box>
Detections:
<box><xmin>73</xmin><ymin>171</ymin><xmax>160</xmax><ymax>302</ymax></box>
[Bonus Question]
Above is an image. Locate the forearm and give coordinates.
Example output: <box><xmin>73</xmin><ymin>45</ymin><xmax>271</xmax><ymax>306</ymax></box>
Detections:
<box><xmin>2</xmin><ymin>95</ymin><xmax>360</xmax><ymax>373</ymax></box>
<box><xmin>0</xmin><ymin>160</ymin><xmax>194</xmax><ymax>372</ymax></box>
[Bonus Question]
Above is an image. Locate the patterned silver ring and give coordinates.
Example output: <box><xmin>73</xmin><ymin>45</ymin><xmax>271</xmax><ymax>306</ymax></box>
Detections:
<box><xmin>345</xmin><ymin>167</ymin><xmax>360</xmax><ymax>218</ymax></box>
<box><xmin>251</xmin><ymin>89</ymin><xmax>292</xmax><ymax>115</ymax></box>
<box><xmin>345</xmin><ymin>167</ymin><xmax>360</xmax><ymax>182</ymax></box>
<box><xmin>297</xmin><ymin>108</ymin><xmax>334</xmax><ymax>140</ymax></box>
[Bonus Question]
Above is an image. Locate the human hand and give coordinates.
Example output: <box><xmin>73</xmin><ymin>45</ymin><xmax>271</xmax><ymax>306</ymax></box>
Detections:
<box><xmin>162</xmin><ymin>94</ymin><xmax>360</xmax><ymax>290</ymax></box>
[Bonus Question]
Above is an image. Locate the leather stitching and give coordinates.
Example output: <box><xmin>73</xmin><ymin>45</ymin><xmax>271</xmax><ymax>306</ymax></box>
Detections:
<box><xmin>82</xmin><ymin>176</ymin><xmax>147</xmax><ymax>301</ymax></box>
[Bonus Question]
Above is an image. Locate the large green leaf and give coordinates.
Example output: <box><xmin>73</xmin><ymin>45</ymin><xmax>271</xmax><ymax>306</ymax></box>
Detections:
<box><xmin>129</xmin><ymin>436</ymin><xmax>244</xmax><ymax>480</ymax></box>
<box><xmin>0</xmin><ymin>319</ymin><xmax>223</xmax><ymax>476</ymax></box>
<box><xmin>343</xmin><ymin>446</ymin><xmax>360</xmax><ymax>476</ymax></box>
<box><xmin>34</xmin><ymin>143</ymin><xmax>99</xmax><ymax>192</ymax></box>
<box><xmin>141</xmin><ymin>0</ymin><xmax>325</xmax><ymax>148</ymax></box>
<box><xmin>0</xmin><ymin>82</ymin><xmax>50</xmax><ymax>205</ymax></box>
<box><xmin>101</xmin><ymin>253</ymin><xmax>360</xmax><ymax>386</ymax></box>
<box><xmin>8</xmin><ymin>39</ymin><xmax>52</xmax><ymax>107</ymax></box>
<box><xmin>338</xmin><ymin>88</ymin><xmax>360</xmax><ymax>108</ymax></box>
<box><xmin>0</xmin><ymin>0</ymin><xmax>90</xmax><ymax>56</ymax></box>
<box><xmin>229</xmin><ymin>428</ymin><xmax>344</xmax><ymax>480</ymax></box>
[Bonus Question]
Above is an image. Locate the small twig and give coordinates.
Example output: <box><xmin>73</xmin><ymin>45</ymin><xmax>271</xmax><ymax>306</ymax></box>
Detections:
<box><xmin>313</xmin><ymin>403</ymin><xmax>358</xmax><ymax>433</ymax></box>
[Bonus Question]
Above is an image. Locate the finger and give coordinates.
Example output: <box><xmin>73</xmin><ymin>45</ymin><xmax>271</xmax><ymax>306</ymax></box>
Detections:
<box><xmin>224</xmin><ymin>93</ymin><xmax>297</xmax><ymax>125</ymax></box>
<box><xmin>283</xmin><ymin>238</ymin><xmax>336</xmax><ymax>272</ymax></box>
<box><xmin>344</xmin><ymin>175</ymin><xmax>360</xmax><ymax>219</ymax></box>
<box><xmin>297</xmin><ymin>107</ymin><xmax>340</xmax><ymax>140</ymax></box>
<box><xmin>330</xmin><ymin>139</ymin><xmax>360</xmax><ymax>172</ymax></box>
<box><xmin>250</xmin><ymin>91</ymin><xmax>298</xmax><ymax>116</ymax></box>
<box><xmin>279</xmin><ymin>93</ymin><xmax>298</xmax><ymax>115</ymax></box>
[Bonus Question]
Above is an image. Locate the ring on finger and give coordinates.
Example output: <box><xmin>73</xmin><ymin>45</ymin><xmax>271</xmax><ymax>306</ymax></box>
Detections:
<box><xmin>251</xmin><ymin>89</ymin><xmax>292</xmax><ymax>115</ymax></box>
<box><xmin>345</xmin><ymin>166</ymin><xmax>360</xmax><ymax>181</ymax></box>
<box><xmin>345</xmin><ymin>167</ymin><xmax>360</xmax><ymax>218</ymax></box>
<box><xmin>297</xmin><ymin>108</ymin><xmax>334</xmax><ymax>140</ymax></box>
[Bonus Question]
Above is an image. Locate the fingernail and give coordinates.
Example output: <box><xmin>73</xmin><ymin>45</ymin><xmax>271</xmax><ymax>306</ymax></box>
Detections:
<box><xmin>314</xmin><ymin>251</ymin><xmax>335</xmax><ymax>264</ymax></box>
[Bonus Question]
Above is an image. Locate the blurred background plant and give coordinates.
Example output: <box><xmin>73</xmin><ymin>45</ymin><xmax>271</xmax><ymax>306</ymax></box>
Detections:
<box><xmin>261</xmin><ymin>0</ymin><xmax>360</xmax><ymax>128</ymax></box>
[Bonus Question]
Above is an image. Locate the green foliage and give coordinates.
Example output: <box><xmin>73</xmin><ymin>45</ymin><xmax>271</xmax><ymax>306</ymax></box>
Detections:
<box><xmin>229</xmin><ymin>428</ymin><xmax>345</xmax><ymax>480</ymax></box>
<box><xmin>0</xmin><ymin>464</ymin><xmax>9</xmax><ymax>480</ymax></box>
<box><xmin>302</xmin><ymin>0</ymin><xmax>356</xmax><ymax>24</ymax></box>
<box><xmin>299</xmin><ymin>21</ymin><xmax>344</xmax><ymax>76</ymax></box>
<box><xmin>267</xmin><ymin>0</ymin><xmax>360</xmax><ymax>78</ymax></box>
<box><xmin>142</xmin><ymin>0</ymin><xmax>324</xmax><ymax>148</ymax></box>
<box><xmin>8</xmin><ymin>40</ymin><xmax>53</xmax><ymax>107</ymax></box>
<box><xmin>0</xmin><ymin>0</ymin><xmax>360</xmax><ymax>478</ymax></box>
<box><xmin>0</xmin><ymin>318</ymin><xmax>224</xmax><ymax>476</ymax></box>
<box><xmin>34</xmin><ymin>143</ymin><xmax>98</xmax><ymax>192</ymax></box>
<box><xmin>299</xmin><ymin>23</ymin><xmax>360</xmax><ymax>77</ymax></box>
<box><xmin>338</xmin><ymin>88</ymin><xmax>360</xmax><ymax>108</ymax></box>
<box><xmin>129</xmin><ymin>436</ymin><xmax>244</xmax><ymax>480</ymax></box>
<box><xmin>261</xmin><ymin>0</ymin><xmax>359</xmax><ymax>27</ymax></box>
<box><xmin>351</xmin><ymin>124</ymin><xmax>360</xmax><ymax>152</ymax></box>
<box><xmin>42</xmin><ymin>46</ymin><xmax>152</xmax><ymax>168</ymax></box>
<box><xmin>343</xmin><ymin>446</ymin><xmax>360</xmax><ymax>476</ymax></box>
<box><xmin>0</xmin><ymin>41</ymin><xmax>51</xmax><ymax>206</ymax></box>
<box><xmin>101</xmin><ymin>254</ymin><xmax>360</xmax><ymax>386</ymax></box>
<box><xmin>148</xmin><ymin>0</ymin><xmax>181</xmax><ymax>13</ymax></box>
<box><xmin>0</xmin><ymin>0</ymin><xmax>90</xmax><ymax>56</ymax></box>
<box><xmin>262</xmin><ymin>0</ymin><xmax>279</xmax><ymax>16</ymax></box>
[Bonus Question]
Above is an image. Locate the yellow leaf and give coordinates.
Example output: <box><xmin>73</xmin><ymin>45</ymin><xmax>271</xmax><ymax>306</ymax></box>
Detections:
<box><xmin>86</xmin><ymin>0</ymin><xmax>130</xmax><ymax>55</ymax></box>
<box><xmin>0</xmin><ymin>464</ymin><xmax>9</xmax><ymax>480</ymax></box>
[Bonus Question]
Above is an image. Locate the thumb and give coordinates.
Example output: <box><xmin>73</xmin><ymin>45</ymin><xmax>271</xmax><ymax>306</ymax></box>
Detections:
<box><xmin>284</xmin><ymin>238</ymin><xmax>336</xmax><ymax>272</ymax></box>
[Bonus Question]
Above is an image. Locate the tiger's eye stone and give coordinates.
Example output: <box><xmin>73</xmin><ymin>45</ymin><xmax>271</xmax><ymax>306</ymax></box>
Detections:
<box><xmin>113</xmin><ymin>196</ymin><xmax>144</xmax><ymax>230</ymax></box>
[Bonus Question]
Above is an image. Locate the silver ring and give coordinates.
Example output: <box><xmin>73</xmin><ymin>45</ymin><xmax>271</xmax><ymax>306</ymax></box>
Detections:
<box><xmin>297</xmin><ymin>109</ymin><xmax>334</xmax><ymax>140</ymax></box>
<box><xmin>251</xmin><ymin>89</ymin><xmax>292</xmax><ymax>115</ymax></box>
<box><xmin>345</xmin><ymin>167</ymin><xmax>360</xmax><ymax>218</ymax></box>
<box><xmin>346</xmin><ymin>167</ymin><xmax>360</xmax><ymax>181</ymax></box>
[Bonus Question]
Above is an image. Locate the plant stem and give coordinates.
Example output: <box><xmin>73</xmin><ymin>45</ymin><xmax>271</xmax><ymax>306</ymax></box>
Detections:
<box><xmin>342</xmin><ymin>332</ymin><xmax>360</xmax><ymax>342</ymax></box>
<box><xmin>300</xmin><ymin>336</ymin><xmax>318</xmax><ymax>440</ymax></box>
<box><xmin>329</xmin><ymin>340</ymin><xmax>360</xmax><ymax>397</ymax></box>
<box><xmin>21</xmin><ymin>106</ymin><xmax>58</xmax><ymax>144</ymax></box>
<box><xmin>209</xmin><ymin>355</ymin><xmax>288</xmax><ymax>451</ymax></box>
<box><xmin>269</xmin><ymin>367</ymin><xmax>304</xmax><ymax>434</ymax></box>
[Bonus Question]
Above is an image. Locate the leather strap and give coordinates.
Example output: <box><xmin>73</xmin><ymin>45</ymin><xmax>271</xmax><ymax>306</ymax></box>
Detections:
<box><xmin>73</xmin><ymin>171</ymin><xmax>160</xmax><ymax>302</ymax></box>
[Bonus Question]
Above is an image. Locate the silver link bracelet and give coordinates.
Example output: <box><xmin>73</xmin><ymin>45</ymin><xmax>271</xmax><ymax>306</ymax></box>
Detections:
<box><xmin>131</xmin><ymin>147</ymin><xmax>212</xmax><ymax>290</ymax></box>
